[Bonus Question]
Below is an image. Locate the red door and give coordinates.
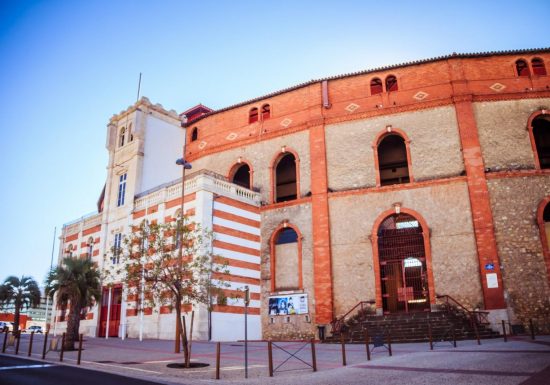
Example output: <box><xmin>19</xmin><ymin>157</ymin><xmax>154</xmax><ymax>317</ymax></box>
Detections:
<box><xmin>98</xmin><ymin>286</ymin><xmax>122</xmax><ymax>337</ymax></box>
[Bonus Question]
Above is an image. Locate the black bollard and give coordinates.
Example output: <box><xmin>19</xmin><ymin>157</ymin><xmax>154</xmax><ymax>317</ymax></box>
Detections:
<box><xmin>311</xmin><ymin>338</ymin><xmax>317</xmax><ymax>372</ymax></box>
<box><xmin>77</xmin><ymin>334</ymin><xmax>83</xmax><ymax>365</ymax></box>
<box><xmin>28</xmin><ymin>331</ymin><xmax>35</xmax><ymax>357</ymax></box>
<box><xmin>60</xmin><ymin>332</ymin><xmax>66</xmax><ymax>362</ymax></box>
<box><xmin>42</xmin><ymin>331</ymin><xmax>49</xmax><ymax>359</ymax></box>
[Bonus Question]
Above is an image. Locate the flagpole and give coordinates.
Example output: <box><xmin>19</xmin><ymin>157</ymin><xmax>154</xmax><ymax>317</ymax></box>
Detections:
<box><xmin>44</xmin><ymin>227</ymin><xmax>56</xmax><ymax>332</ymax></box>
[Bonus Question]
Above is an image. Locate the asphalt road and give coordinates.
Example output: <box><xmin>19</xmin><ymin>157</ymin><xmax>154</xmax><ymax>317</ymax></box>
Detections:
<box><xmin>0</xmin><ymin>355</ymin><xmax>166</xmax><ymax>385</ymax></box>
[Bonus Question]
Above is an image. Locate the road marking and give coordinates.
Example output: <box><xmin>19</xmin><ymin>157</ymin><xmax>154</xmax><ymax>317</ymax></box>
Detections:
<box><xmin>190</xmin><ymin>364</ymin><xmax>266</xmax><ymax>373</ymax></box>
<box><xmin>355</xmin><ymin>364</ymin><xmax>534</xmax><ymax>377</ymax></box>
<box><xmin>86</xmin><ymin>360</ymin><xmax>161</xmax><ymax>374</ymax></box>
<box><xmin>142</xmin><ymin>359</ymin><xmax>175</xmax><ymax>364</ymax></box>
<box><xmin>0</xmin><ymin>364</ymin><xmax>56</xmax><ymax>371</ymax></box>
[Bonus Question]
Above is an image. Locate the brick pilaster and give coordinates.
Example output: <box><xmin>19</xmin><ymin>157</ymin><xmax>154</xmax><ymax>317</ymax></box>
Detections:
<box><xmin>453</xmin><ymin>96</ymin><xmax>506</xmax><ymax>309</ymax></box>
<box><xmin>309</xmin><ymin>124</ymin><xmax>334</xmax><ymax>324</ymax></box>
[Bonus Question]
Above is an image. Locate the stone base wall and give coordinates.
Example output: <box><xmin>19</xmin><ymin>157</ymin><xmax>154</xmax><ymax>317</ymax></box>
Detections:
<box><xmin>260</xmin><ymin>203</ymin><xmax>317</xmax><ymax>339</ymax></box>
<box><xmin>329</xmin><ymin>180</ymin><xmax>483</xmax><ymax>317</ymax></box>
<box><xmin>487</xmin><ymin>175</ymin><xmax>550</xmax><ymax>327</ymax></box>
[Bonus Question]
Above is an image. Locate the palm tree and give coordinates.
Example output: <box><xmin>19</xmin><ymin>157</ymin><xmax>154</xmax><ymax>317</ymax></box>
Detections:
<box><xmin>0</xmin><ymin>276</ymin><xmax>41</xmax><ymax>334</ymax></box>
<box><xmin>45</xmin><ymin>257</ymin><xmax>101</xmax><ymax>350</ymax></box>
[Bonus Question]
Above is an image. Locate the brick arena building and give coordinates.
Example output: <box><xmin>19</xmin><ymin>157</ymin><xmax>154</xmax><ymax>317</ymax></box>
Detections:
<box><xmin>57</xmin><ymin>48</ymin><xmax>550</xmax><ymax>340</ymax></box>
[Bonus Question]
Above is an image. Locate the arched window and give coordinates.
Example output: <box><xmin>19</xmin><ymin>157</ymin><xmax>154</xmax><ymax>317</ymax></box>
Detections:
<box><xmin>370</xmin><ymin>78</ymin><xmax>383</xmax><ymax>95</ymax></box>
<box><xmin>119</xmin><ymin>127</ymin><xmax>126</xmax><ymax>147</ymax></box>
<box><xmin>128</xmin><ymin>123</ymin><xmax>134</xmax><ymax>142</ymax></box>
<box><xmin>191</xmin><ymin>127</ymin><xmax>198</xmax><ymax>142</ymax></box>
<box><xmin>271</xmin><ymin>226</ymin><xmax>302</xmax><ymax>292</ymax></box>
<box><xmin>262</xmin><ymin>104</ymin><xmax>271</xmax><ymax>120</ymax></box>
<box><xmin>249</xmin><ymin>107</ymin><xmax>259</xmax><ymax>123</ymax></box>
<box><xmin>376</xmin><ymin>213</ymin><xmax>430</xmax><ymax>313</ymax></box>
<box><xmin>67</xmin><ymin>244</ymin><xmax>73</xmax><ymax>258</ymax></box>
<box><xmin>533</xmin><ymin>114</ymin><xmax>550</xmax><ymax>169</ymax></box>
<box><xmin>516</xmin><ymin>59</ymin><xmax>530</xmax><ymax>77</ymax></box>
<box><xmin>532</xmin><ymin>58</ymin><xmax>547</xmax><ymax>76</ymax></box>
<box><xmin>275</xmin><ymin>153</ymin><xmax>297</xmax><ymax>202</ymax></box>
<box><xmin>231</xmin><ymin>163</ymin><xmax>251</xmax><ymax>189</ymax></box>
<box><xmin>377</xmin><ymin>134</ymin><xmax>410</xmax><ymax>186</ymax></box>
<box><xmin>385</xmin><ymin>75</ymin><xmax>398</xmax><ymax>92</ymax></box>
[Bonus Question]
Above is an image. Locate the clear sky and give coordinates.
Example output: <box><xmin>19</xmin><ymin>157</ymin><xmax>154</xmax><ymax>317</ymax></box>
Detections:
<box><xmin>0</xmin><ymin>0</ymin><xmax>549</xmax><ymax>285</ymax></box>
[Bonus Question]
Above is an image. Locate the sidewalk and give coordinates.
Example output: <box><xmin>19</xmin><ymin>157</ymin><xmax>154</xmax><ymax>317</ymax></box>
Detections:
<box><xmin>2</xmin><ymin>333</ymin><xmax>549</xmax><ymax>384</ymax></box>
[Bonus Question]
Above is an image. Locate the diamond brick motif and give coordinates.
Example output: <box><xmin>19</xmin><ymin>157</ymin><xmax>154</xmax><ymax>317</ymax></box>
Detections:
<box><xmin>198</xmin><ymin>141</ymin><xmax>207</xmax><ymax>150</ymax></box>
<box><xmin>413</xmin><ymin>91</ymin><xmax>428</xmax><ymax>101</ymax></box>
<box><xmin>226</xmin><ymin>133</ymin><xmax>238</xmax><ymax>141</ymax></box>
<box><xmin>489</xmin><ymin>82</ymin><xmax>506</xmax><ymax>92</ymax></box>
<box><xmin>280</xmin><ymin>118</ymin><xmax>292</xmax><ymax>128</ymax></box>
<box><xmin>345</xmin><ymin>103</ymin><xmax>360</xmax><ymax>112</ymax></box>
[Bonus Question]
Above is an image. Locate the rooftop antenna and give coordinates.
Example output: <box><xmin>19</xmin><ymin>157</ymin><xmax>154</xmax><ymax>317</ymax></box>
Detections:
<box><xmin>136</xmin><ymin>72</ymin><xmax>142</xmax><ymax>102</ymax></box>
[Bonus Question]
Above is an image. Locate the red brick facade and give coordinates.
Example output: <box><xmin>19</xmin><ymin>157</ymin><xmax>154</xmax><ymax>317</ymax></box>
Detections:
<box><xmin>185</xmin><ymin>49</ymin><xmax>550</xmax><ymax>329</ymax></box>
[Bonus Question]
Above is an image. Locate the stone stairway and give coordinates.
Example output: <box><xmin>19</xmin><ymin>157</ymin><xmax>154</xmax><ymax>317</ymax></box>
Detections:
<box><xmin>325</xmin><ymin>310</ymin><xmax>500</xmax><ymax>344</ymax></box>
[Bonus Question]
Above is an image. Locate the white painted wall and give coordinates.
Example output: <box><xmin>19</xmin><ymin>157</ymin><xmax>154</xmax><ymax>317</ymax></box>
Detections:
<box><xmin>211</xmin><ymin>312</ymin><xmax>261</xmax><ymax>341</ymax></box>
<box><xmin>139</xmin><ymin>115</ymin><xmax>185</xmax><ymax>194</ymax></box>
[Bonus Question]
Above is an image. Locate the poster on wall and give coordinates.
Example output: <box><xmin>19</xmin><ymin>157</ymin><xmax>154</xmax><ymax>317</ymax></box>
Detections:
<box><xmin>268</xmin><ymin>294</ymin><xmax>308</xmax><ymax>315</ymax></box>
<box><xmin>486</xmin><ymin>273</ymin><xmax>499</xmax><ymax>288</ymax></box>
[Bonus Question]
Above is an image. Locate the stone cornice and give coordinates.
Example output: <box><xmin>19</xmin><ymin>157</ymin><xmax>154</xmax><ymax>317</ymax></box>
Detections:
<box><xmin>109</xmin><ymin>97</ymin><xmax>181</xmax><ymax>125</ymax></box>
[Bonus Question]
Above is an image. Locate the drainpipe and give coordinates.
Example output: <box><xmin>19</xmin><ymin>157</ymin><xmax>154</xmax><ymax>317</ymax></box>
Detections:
<box><xmin>322</xmin><ymin>80</ymin><xmax>331</xmax><ymax>109</ymax></box>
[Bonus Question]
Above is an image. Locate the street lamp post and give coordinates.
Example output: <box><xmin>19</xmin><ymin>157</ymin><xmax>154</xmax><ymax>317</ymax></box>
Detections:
<box><xmin>175</xmin><ymin>157</ymin><xmax>192</xmax><ymax>353</ymax></box>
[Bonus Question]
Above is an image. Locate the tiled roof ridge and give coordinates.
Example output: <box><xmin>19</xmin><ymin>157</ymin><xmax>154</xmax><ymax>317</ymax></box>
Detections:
<box><xmin>184</xmin><ymin>47</ymin><xmax>550</xmax><ymax>125</ymax></box>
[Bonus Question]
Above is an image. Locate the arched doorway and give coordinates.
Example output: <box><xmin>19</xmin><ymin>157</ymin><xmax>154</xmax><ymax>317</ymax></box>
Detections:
<box><xmin>377</xmin><ymin>213</ymin><xmax>430</xmax><ymax>313</ymax></box>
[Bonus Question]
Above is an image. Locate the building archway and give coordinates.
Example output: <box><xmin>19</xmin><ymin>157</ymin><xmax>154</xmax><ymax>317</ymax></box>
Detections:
<box><xmin>371</xmin><ymin>208</ymin><xmax>435</xmax><ymax>314</ymax></box>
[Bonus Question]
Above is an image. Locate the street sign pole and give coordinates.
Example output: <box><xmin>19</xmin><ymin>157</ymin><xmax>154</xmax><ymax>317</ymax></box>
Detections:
<box><xmin>244</xmin><ymin>285</ymin><xmax>250</xmax><ymax>379</ymax></box>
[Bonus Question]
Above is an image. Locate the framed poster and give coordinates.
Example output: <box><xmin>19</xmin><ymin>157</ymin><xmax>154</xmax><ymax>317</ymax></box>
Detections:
<box><xmin>268</xmin><ymin>294</ymin><xmax>308</xmax><ymax>315</ymax></box>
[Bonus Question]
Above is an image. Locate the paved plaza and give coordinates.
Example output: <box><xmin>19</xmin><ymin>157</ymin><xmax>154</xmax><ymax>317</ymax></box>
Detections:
<box><xmin>1</xmin><ymin>333</ymin><xmax>549</xmax><ymax>384</ymax></box>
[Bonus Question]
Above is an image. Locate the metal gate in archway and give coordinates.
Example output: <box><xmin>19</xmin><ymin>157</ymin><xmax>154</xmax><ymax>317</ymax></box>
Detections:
<box><xmin>378</xmin><ymin>213</ymin><xmax>430</xmax><ymax>314</ymax></box>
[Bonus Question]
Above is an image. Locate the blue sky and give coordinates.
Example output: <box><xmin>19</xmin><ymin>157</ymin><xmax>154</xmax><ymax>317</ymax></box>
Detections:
<box><xmin>0</xmin><ymin>0</ymin><xmax>549</xmax><ymax>285</ymax></box>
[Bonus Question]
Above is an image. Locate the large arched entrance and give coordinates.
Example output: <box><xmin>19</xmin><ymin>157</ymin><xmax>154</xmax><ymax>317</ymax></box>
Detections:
<box><xmin>377</xmin><ymin>213</ymin><xmax>430</xmax><ymax>313</ymax></box>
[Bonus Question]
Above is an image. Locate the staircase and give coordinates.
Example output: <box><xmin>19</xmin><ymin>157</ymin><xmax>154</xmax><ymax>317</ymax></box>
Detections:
<box><xmin>325</xmin><ymin>296</ymin><xmax>500</xmax><ymax>344</ymax></box>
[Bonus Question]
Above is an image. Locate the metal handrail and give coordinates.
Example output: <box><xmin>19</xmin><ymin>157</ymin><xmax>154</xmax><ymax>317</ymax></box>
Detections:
<box><xmin>436</xmin><ymin>294</ymin><xmax>490</xmax><ymax>325</ymax></box>
<box><xmin>331</xmin><ymin>300</ymin><xmax>375</xmax><ymax>334</ymax></box>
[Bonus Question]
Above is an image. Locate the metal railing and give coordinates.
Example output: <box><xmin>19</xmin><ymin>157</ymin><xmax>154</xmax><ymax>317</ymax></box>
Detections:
<box><xmin>330</xmin><ymin>300</ymin><xmax>375</xmax><ymax>334</ymax></box>
<box><xmin>436</xmin><ymin>294</ymin><xmax>490</xmax><ymax>326</ymax></box>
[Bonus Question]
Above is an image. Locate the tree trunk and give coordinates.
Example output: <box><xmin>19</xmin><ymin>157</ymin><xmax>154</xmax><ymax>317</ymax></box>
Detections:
<box><xmin>65</xmin><ymin>303</ymin><xmax>81</xmax><ymax>351</ymax></box>
<box><xmin>175</xmin><ymin>294</ymin><xmax>190</xmax><ymax>366</ymax></box>
<box><xmin>175</xmin><ymin>302</ymin><xmax>181</xmax><ymax>353</ymax></box>
<box><xmin>13</xmin><ymin>304</ymin><xmax>21</xmax><ymax>335</ymax></box>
